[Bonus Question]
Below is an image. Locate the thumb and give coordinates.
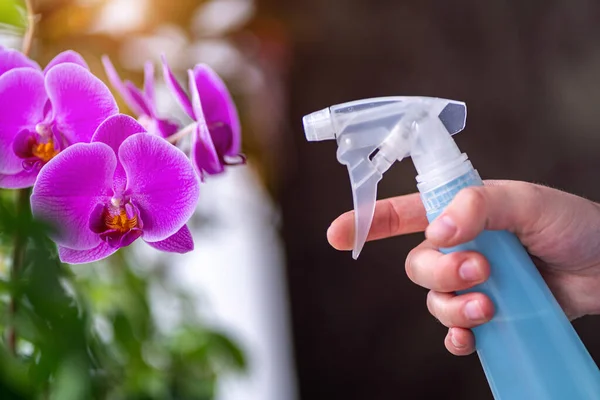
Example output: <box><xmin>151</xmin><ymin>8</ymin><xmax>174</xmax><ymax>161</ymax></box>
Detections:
<box><xmin>425</xmin><ymin>180</ymin><xmax>559</xmax><ymax>249</ymax></box>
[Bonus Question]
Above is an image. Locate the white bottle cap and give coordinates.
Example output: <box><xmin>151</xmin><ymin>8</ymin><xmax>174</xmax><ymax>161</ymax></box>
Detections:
<box><xmin>303</xmin><ymin>108</ymin><xmax>335</xmax><ymax>141</ymax></box>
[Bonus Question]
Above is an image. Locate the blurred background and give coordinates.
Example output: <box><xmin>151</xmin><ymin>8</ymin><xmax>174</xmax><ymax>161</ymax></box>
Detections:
<box><xmin>2</xmin><ymin>0</ymin><xmax>600</xmax><ymax>399</ymax></box>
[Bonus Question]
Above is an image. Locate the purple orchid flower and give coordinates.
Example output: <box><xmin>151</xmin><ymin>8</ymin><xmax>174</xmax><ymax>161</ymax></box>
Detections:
<box><xmin>0</xmin><ymin>44</ymin><xmax>40</xmax><ymax>76</ymax></box>
<box><xmin>30</xmin><ymin>114</ymin><xmax>200</xmax><ymax>264</ymax></box>
<box><xmin>161</xmin><ymin>56</ymin><xmax>245</xmax><ymax>180</ymax></box>
<box><xmin>101</xmin><ymin>56</ymin><xmax>179</xmax><ymax>139</ymax></box>
<box><xmin>0</xmin><ymin>47</ymin><xmax>89</xmax><ymax>76</ymax></box>
<box><xmin>0</xmin><ymin>52</ymin><xmax>118</xmax><ymax>189</ymax></box>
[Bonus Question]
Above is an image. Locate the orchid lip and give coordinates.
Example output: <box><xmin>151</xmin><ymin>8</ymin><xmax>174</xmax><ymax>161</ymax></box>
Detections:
<box><xmin>89</xmin><ymin>196</ymin><xmax>144</xmax><ymax>250</ymax></box>
<box><xmin>21</xmin><ymin>159</ymin><xmax>43</xmax><ymax>172</ymax></box>
<box><xmin>13</xmin><ymin>125</ymin><xmax>62</xmax><ymax>167</ymax></box>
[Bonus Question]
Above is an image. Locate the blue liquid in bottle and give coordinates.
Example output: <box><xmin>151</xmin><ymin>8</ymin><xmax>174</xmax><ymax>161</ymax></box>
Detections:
<box><xmin>423</xmin><ymin>169</ymin><xmax>600</xmax><ymax>400</ymax></box>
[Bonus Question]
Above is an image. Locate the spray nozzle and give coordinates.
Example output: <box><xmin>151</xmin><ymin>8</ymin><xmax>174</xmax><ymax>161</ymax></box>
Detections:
<box><xmin>303</xmin><ymin>96</ymin><xmax>467</xmax><ymax>259</ymax></box>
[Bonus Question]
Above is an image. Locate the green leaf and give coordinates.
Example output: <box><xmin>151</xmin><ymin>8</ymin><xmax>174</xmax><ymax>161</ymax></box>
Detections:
<box><xmin>49</xmin><ymin>356</ymin><xmax>91</xmax><ymax>400</ymax></box>
<box><xmin>0</xmin><ymin>0</ymin><xmax>26</xmax><ymax>30</ymax></box>
<box><xmin>206</xmin><ymin>332</ymin><xmax>246</xmax><ymax>371</ymax></box>
<box><xmin>0</xmin><ymin>345</ymin><xmax>32</xmax><ymax>399</ymax></box>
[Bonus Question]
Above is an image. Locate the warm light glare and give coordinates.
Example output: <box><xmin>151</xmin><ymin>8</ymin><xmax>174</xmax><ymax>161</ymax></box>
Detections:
<box><xmin>192</xmin><ymin>0</ymin><xmax>255</xmax><ymax>36</ymax></box>
<box><xmin>91</xmin><ymin>0</ymin><xmax>148</xmax><ymax>35</ymax></box>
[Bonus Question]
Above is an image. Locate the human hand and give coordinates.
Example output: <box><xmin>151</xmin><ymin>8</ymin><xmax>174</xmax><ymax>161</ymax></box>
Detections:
<box><xmin>327</xmin><ymin>180</ymin><xmax>600</xmax><ymax>355</ymax></box>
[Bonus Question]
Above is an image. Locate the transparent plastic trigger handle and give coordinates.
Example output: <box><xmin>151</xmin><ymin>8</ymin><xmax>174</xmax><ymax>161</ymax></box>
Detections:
<box><xmin>303</xmin><ymin>96</ymin><xmax>467</xmax><ymax>258</ymax></box>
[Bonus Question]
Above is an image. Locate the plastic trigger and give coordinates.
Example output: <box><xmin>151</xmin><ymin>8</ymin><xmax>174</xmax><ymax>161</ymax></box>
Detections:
<box><xmin>350</xmin><ymin>171</ymin><xmax>382</xmax><ymax>259</ymax></box>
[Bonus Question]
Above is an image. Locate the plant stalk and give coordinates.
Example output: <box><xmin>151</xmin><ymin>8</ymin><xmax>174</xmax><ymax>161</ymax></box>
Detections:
<box><xmin>21</xmin><ymin>0</ymin><xmax>35</xmax><ymax>56</ymax></box>
<box><xmin>8</xmin><ymin>0</ymin><xmax>36</xmax><ymax>354</ymax></box>
<box><xmin>8</xmin><ymin>189</ymin><xmax>30</xmax><ymax>355</ymax></box>
<box><xmin>167</xmin><ymin>122</ymin><xmax>196</xmax><ymax>144</ymax></box>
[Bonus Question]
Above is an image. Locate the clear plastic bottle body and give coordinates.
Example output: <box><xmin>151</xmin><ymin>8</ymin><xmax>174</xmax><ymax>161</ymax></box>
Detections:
<box><xmin>422</xmin><ymin>167</ymin><xmax>600</xmax><ymax>400</ymax></box>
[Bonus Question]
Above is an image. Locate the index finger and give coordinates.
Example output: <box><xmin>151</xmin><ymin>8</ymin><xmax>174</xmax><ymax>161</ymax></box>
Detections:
<box><xmin>327</xmin><ymin>192</ymin><xmax>428</xmax><ymax>251</ymax></box>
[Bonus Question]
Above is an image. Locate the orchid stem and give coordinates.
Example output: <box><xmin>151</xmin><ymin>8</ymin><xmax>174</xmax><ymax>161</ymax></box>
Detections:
<box><xmin>167</xmin><ymin>123</ymin><xmax>196</xmax><ymax>144</ymax></box>
<box><xmin>8</xmin><ymin>189</ymin><xmax>29</xmax><ymax>355</ymax></box>
<box><xmin>8</xmin><ymin>0</ymin><xmax>36</xmax><ymax>357</ymax></box>
<box><xmin>21</xmin><ymin>0</ymin><xmax>35</xmax><ymax>56</ymax></box>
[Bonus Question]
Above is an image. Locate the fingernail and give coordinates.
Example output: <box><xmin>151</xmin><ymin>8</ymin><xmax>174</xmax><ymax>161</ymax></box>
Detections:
<box><xmin>427</xmin><ymin>215</ymin><xmax>456</xmax><ymax>242</ymax></box>
<box><xmin>464</xmin><ymin>300</ymin><xmax>485</xmax><ymax>321</ymax></box>
<box><xmin>450</xmin><ymin>330</ymin><xmax>465</xmax><ymax>349</ymax></box>
<box><xmin>459</xmin><ymin>260</ymin><xmax>480</xmax><ymax>282</ymax></box>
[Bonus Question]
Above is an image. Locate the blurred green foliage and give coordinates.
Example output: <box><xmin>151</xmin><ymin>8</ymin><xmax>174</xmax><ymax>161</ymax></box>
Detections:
<box><xmin>0</xmin><ymin>188</ymin><xmax>246</xmax><ymax>399</ymax></box>
<box><xmin>0</xmin><ymin>0</ymin><xmax>26</xmax><ymax>29</ymax></box>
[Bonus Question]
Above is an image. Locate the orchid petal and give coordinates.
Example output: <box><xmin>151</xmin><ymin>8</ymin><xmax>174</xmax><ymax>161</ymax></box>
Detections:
<box><xmin>145</xmin><ymin>224</ymin><xmax>194</xmax><ymax>253</ymax></box>
<box><xmin>44</xmin><ymin>50</ymin><xmax>89</xmax><ymax>74</ymax></box>
<box><xmin>208</xmin><ymin>123</ymin><xmax>235</xmax><ymax>156</ymax></box>
<box><xmin>0</xmin><ymin>169</ymin><xmax>37</xmax><ymax>189</ymax></box>
<box><xmin>125</xmin><ymin>81</ymin><xmax>154</xmax><ymax>116</ymax></box>
<box><xmin>161</xmin><ymin>55</ymin><xmax>194</xmax><ymax>119</ymax></box>
<box><xmin>101</xmin><ymin>55</ymin><xmax>145</xmax><ymax>116</ymax></box>
<box><xmin>119</xmin><ymin>133</ymin><xmax>200</xmax><ymax>242</ymax></box>
<box><xmin>91</xmin><ymin>114</ymin><xmax>147</xmax><ymax>192</ymax></box>
<box><xmin>140</xmin><ymin>115</ymin><xmax>179</xmax><ymax>138</ymax></box>
<box><xmin>144</xmin><ymin>61</ymin><xmax>155</xmax><ymax>103</ymax></box>
<box><xmin>193</xmin><ymin>64</ymin><xmax>241</xmax><ymax>155</ymax></box>
<box><xmin>88</xmin><ymin>203</ymin><xmax>106</xmax><ymax>234</ymax></box>
<box><xmin>188</xmin><ymin>69</ymin><xmax>206</xmax><ymax>123</ymax></box>
<box><xmin>12</xmin><ymin>129</ymin><xmax>36</xmax><ymax>159</ymax></box>
<box><xmin>187</xmin><ymin>68</ymin><xmax>228</xmax><ymax>178</ymax></box>
<box><xmin>191</xmin><ymin>123</ymin><xmax>223</xmax><ymax>179</ymax></box>
<box><xmin>0</xmin><ymin>47</ymin><xmax>40</xmax><ymax>76</ymax></box>
<box><xmin>46</xmin><ymin>63</ymin><xmax>119</xmax><ymax>144</ymax></box>
<box><xmin>154</xmin><ymin>118</ymin><xmax>180</xmax><ymax>139</ymax></box>
<box><xmin>58</xmin><ymin>243</ymin><xmax>117</xmax><ymax>264</ymax></box>
<box><xmin>31</xmin><ymin>143</ymin><xmax>116</xmax><ymax>250</ymax></box>
<box><xmin>0</xmin><ymin>68</ymin><xmax>47</xmax><ymax>174</ymax></box>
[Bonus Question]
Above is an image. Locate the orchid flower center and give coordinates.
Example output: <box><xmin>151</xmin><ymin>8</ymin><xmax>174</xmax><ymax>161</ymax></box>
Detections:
<box><xmin>103</xmin><ymin>198</ymin><xmax>139</xmax><ymax>233</ymax></box>
<box><xmin>14</xmin><ymin>124</ymin><xmax>61</xmax><ymax>169</ymax></box>
<box><xmin>104</xmin><ymin>209</ymin><xmax>139</xmax><ymax>233</ymax></box>
<box><xmin>32</xmin><ymin>124</ymin><xmax>60</xmax><ymax>162</ymax></box>
<box><xmin>31</xmin><ymin>139</ymin><xmax>59</xmax><ymax>162</ymax></box>
<box><xmin>90</xmin><ymin>197</ymin><xmax>144</xmax><ymax>249</ymax></box>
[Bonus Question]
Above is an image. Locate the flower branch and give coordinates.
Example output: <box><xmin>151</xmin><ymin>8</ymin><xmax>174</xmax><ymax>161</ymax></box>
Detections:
<box><xmin>166</xmin><ymin>122</ymin><xmax>196</xmax><ymax>144</ymax></box>
<box><xmin>8</xmin><ymin>188</ymin><xmax>29</xmax><ymax>354</ymax></box>
<box><xmin>7</xmin><ymin>0</ymin><xmax>36</xmax><ymax>357</ymax></box>
<box><xmin>21</xmin><ymin>0</ymin><xmax>35</xmax><ymax>56</ymax></box>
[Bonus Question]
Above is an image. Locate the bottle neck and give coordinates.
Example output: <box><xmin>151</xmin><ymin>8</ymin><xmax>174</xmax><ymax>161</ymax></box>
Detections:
<box><xmin>416</xmin><ymin>154</ymin><xmax>483</xmax><ymax>217</ymax></box>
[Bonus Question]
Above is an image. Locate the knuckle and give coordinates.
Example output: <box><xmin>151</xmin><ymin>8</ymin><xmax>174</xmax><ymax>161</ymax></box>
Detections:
<box><xmin>434</xmin><ymin>253</ymin><xmax>463</xmax><ymax>288</ymax></box>
<box><xmin>405</xmin><ymin>245</ymin><xmax>428</xmax><ymax>282</ymax></box>
<box><xmin>384</xmin><ymin>200</ymin><xmax>401</xmax><ymax>238</ymax></box>
<box><xmin>430</xmin><ymin>260</ymin><xmax>450</xmax><ymax>291</ymax></box>
<box><xmin>460</xmin><ymin>187</ymin><xmax>487</xmax><ymax>214</ymax></box>
<box><xmin>441</xmin><ymin>251</ymin><xmax>464</xmax><ymax>270</ymax></box>
<box><xmin>515</xmin><ymin>181</ymin><xmax>543</xmax><ymax>199</ymax></box>
<box><xmin>404</xmin><ymin>249</ymin><xmax>418</xmax><ymax>280</ymax></box>
<box><xmin>520</xmin><ymin>182</ymin><xmax>545</xmax><ymax>220</ymax></box>
<box><xmin>426</xmin><ymin>291</ymin><xmax>436</xmax><ymax>316</ymax></box>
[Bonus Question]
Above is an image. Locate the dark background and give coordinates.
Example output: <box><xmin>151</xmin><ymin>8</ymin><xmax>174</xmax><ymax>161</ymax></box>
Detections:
<box><xmin>273</xmin><ymin>0</ymin><xmax>600</xmax><ymax>398</ymax></box>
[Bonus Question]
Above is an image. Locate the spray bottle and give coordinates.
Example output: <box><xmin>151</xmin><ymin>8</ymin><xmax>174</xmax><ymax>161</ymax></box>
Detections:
<box><xmin>303</xmin><ymin>96</ymin><xmax>600</xmax><ymax>399</ymax></box>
